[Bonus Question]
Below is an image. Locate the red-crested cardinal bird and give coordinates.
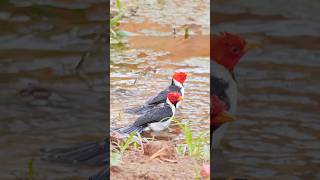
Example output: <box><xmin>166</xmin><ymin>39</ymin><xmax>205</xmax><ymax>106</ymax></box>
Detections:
<box><xmin>211</xmin><ymin>32</ymin><xmax>248</xmax><ymax>148</ymax></box>
<box><xmin>119</xmin><ymin>92</ymin><xmax>183</xmax><ymax>134</ymax></box>
<box><xmin>125</xmin><ymin>72</ymin><xmax>187</xmax><ymax>114</ymax></box>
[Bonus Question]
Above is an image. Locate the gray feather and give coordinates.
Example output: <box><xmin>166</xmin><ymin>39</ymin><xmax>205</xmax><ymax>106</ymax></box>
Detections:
<box><xmin>41</xmin><ymin>140</ymin><xmax>107</xmax><ymax>166</ymax></box>
<box><xmin>133</xmin><ymin>105</ymin><xmax>173</xmax><ymax>127</ymax></box>
<box><xmin>146</xmin><ymin>84</ymin><xmax>181</xmax><ymax>106</ymax></box>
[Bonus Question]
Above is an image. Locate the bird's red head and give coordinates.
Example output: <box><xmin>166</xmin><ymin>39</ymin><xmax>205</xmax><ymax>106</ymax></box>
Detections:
<box><xmin>173</xmin><ymin>72</ymin><xmax>187</xmax><ymax>84</ymax></box>
<box><xmin>211</xmin><ymin>32</ymin><xmax>247</xmax><ymax>71</ymax></box>
<box><xmin>211</xmin><ymin>95</ymin><xmax>235</xmax><ymax>125</ymax></box>
<box><xmin>167</xmin><ymin>92</ymin><xmax>183</xmax><ymax>104</ymax></box>
<box><xmin>211</xmin><ymin>95</ymin><xmax>226</xmax><ymax>119</ymax></box>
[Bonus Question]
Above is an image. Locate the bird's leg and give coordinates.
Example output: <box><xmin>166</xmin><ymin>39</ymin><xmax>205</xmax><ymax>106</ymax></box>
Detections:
<box><xmin>138</xmin><ymin>134</ymin><xmax>144</xmax><ymax>154</ymax></box>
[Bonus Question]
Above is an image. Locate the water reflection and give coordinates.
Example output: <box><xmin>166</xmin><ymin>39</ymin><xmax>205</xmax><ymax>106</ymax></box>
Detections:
<box><xmin>213</xmin><ymin>0</ymin><xmax>320</xmax><ymax>179</ymax></box>
<box><xmin>0</xmin><ymin>0</ymin><xmax>106</xmax><ymax>179</ymax></box>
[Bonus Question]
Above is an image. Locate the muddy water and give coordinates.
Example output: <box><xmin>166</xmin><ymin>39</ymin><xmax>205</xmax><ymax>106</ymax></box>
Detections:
<box><xmin>214</xmin><ymin>1</ymin><xmax>320</xmax><ymax>179</ymax></box>
<box><xmin>110</xmin><ymin>0</ymin><xmax>210</xmax><ymax>138</ymax></box>
<box><xmin>0</xmin><ymin>1</ymin><xmax>106</xmax><ymax>179</ymax></box>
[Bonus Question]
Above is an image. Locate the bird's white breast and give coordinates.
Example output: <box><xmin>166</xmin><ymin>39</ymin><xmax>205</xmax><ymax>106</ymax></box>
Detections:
<box><xmin>173</xmin><ymin>79</ymin><xmax>184</xmax><ymax>97</ymax></box>
<box><xmin>173</xmin><ymin>79</ymin><xmax>184</xmax><ymax>109</ymax></box>
<box><xmin>211</xmin><ymin>60</ymin><xmax>238</xmax><ymax>114</ymax></box>
<box><xmin>211</xmin><ymin>60</ymin><xmax>238</xmax><ymax>148</ymax></box>
<box><xmin>148</xmin><ymin>116</ymin><xmax>173</xmax><ymax>132</ymax></box>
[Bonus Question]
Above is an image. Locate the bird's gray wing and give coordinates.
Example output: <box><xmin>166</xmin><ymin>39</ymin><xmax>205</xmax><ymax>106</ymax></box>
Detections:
<box><xmin>211</xmin><ymin>76</ymin><xmax>230</xmax><ymax>110</ymax></box>
<box><xmin>168</xmin><ymin>85</ymin><xmax>182</xmax><ymax>93</ymax></box>
<box><xmin>145</xmin><ymin>89</ymin><xmax>169</xmax><ymax>105</ymax></box>
<box><xmin>145</xmin><ymin>85</ymin><xmax>181</xmax><ymax>106</ymax></box>
<box><xmin>41</xmin><ymin>140</ymin><xmax>108</xmax><ymax>166</ymax></box>
<box><xmin>133</xmin><ymin>105</ymin><xmax>173</xmax><ymax>127</ymax></box>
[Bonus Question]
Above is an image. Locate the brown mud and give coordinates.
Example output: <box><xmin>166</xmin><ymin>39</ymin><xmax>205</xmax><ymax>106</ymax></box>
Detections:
<box><xmin>128</xmin><ymin>35</ymin><xmax>209</xmax><ymax>61</ymax></box>
<box><xmin>111</xmin><ymin>152</ymin><xmax>200</xmax><ymax>180</ymax></box>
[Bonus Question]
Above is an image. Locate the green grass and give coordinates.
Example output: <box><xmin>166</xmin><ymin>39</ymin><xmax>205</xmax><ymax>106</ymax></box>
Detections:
<box><xmin>110</xmin><ymin>0</ymin><xmax>131</xmax><ymax>45</ymax></box>
<box><xmin>173</xmin><ymin>119</ymin><xmax>210</xmax><ymax>160</ymax></box>
<box><xmin>111</xmin><ymin>130</ymin><xmax>142</xmax><ymax>166</ymax></box>
<box><xmin>172</xmin><ymin>119</ymin><xmax>210</xmax><ymax>179</ymax></box>
<box><xmin>119</xmin><ymin>130</ymin><xmax>137</xmax><ymax>154</ymax></box>
<box><xmin>28</xmin><ymin>159</ymin><xmax>34</xmax><ymax>180</ymax></box>
<box><xmin>110</xmin><ymin>151</ymin><xmax>122</xmax><ymax>166</ymax></box>
<box><xmin>12</xmin><ymin>158</ymin><xmax>45</xmax><ymax>180</ymax></box>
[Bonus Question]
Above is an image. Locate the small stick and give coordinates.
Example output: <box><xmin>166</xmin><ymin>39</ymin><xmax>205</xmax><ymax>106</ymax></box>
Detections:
<box><xmin>149</xmin><ymin>147</ymin><xmax>166</xmax><ymax>160</ymax></box>
<box><xmin>161</xmin><ymin>158</ymin><xmax>177</xmax><ymax>163</ymax></box>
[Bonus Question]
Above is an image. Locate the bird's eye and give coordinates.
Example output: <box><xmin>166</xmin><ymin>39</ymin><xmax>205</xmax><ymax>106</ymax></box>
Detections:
<box><xmin>230</xmin><ymin>46</ymin><xmax>239</xmax><ymax>53</ymax></box>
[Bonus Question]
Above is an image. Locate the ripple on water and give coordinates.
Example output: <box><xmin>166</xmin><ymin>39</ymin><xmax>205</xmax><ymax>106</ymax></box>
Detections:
<box><xmin>0</xmin><ymin>0</ymin><xmax>106</xmax><ymax>178</ymax></box>
<box><xmin>215</xmin><ymin>0</ymin><xmax>320</xmax><ymax>178</ymax></box>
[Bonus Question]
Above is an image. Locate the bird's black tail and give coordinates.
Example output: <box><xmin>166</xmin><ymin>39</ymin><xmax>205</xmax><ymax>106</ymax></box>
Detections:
<box><xmin>124</xmin><ymin>105</ymin><xmax>154</xmax><ymax>115</ymax></box>
<box><xmin>89</xmin><ymin>167</ymin><xmax>108</xmax><ymax>180</ymax></box>
<box><xmin>116</xmin><ymin>125</ymin><xmax>144</xmax><ymax>135</ymax></box>
<box><xmin>41</xmin><ymin>141</ymin><xmax>107</xmax><ymax>166</ymax></box>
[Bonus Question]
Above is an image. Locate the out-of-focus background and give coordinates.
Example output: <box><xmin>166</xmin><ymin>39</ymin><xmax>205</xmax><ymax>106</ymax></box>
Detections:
<box><xmin>213</xmin><ymin>0</ymin><xmax>320</xmax><ymax>179</ymax></box>
<box><xmin>0</xmin><ymin>1</ymin><xmax>107</xmax><ymax>179</ymax></box>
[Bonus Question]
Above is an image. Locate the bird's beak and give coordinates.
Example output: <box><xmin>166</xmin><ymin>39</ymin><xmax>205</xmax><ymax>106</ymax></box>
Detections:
<box><xmin>178</xmin><ymin>96</ymin><xmax>184</xmax><ymax>101</ymax></box>
<box><xmin>215</xmin><ymin>112</ymin><xmax>236</xmax><ymax>123</ymax></box>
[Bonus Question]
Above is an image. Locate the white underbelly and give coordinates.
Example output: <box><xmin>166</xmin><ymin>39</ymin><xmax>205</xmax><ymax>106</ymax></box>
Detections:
<box><xmin>148</xmin><ymin>117</ymin><xmax>172</xmax><ymax>132</ymax></box>
<box><xmin>180</xmin><ymin>88</ymin><xmax>184</xmax><ymax>97</ymax></box>
<box><xmin>212</xmin><ymin>123</ymin><xmax>229</xmax><ymax>149</ymax></box>
<box><xmin>176</xmin><ymin>101</ymin><xmax>181</xmax><ymax>108</ymax></box>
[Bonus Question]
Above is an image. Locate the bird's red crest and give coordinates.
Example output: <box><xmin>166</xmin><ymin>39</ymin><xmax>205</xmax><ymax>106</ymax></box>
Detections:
<box><xmin>167</xmin><ymin>92</ymin><xmax>183</xmax><ymax>104</ymax></box>
<box><xmin>173</xmin><ymin>72</ymin><xmax>187</xmax><ymax>84</ymax></box>
<box><xmin>211</xmin><ymin>95</ymin><xmax>226</xmax><ymax>118</ymax></box>
<box><xmin>211</xmin><ymin>32</ymin><xmax>247</xmax><ymax>71</ymax></box>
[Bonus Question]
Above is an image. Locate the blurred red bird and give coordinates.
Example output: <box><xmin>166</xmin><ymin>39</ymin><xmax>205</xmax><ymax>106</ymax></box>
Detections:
<box><xmin>211</xmin><ymin>32</ymin><xmax>248</xmax><ymax>148</ymax></box>
<box><xmin>211</xmin><ymin>32</ymin><xmax>247</xmax><ymax>78</ymax></box>
<box><xmin>211</xmin><ymin>95</ymin><xmax>235</xmax><ymax>126</ymax></box>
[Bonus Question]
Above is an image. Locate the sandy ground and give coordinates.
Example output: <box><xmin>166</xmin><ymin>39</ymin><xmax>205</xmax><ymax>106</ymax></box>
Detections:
<box><xmin>111</xmin><ymin>151</ymin><xmax>200</xmax><ymax>180</ymax></box>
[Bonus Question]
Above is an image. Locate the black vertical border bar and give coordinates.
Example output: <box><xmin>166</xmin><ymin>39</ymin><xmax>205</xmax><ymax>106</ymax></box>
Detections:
<box><xmin>106</xmin><ymin>0</ymin><xmax>111</xmax><ymax>178</ymax></box>
<box><xmin>210</xmin><ymin>0</ymin><xmax>213</xmax><ymax>176</ymax></box>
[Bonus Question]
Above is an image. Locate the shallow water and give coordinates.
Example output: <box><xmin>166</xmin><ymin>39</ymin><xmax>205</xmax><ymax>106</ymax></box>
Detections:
<box><xmin>0</xmin><ymin>1</ymin><xmax>107</xmax><ymax>179</ymax></box>
<box><xmin>110</xmin><ymin>0</ymin><xmax>210</xmax><ymax>139</ymax></box>
<box><xmin>213</xmin><ymin>0</ymin><xmax>320</xmax><ymax>179</ymax></box>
